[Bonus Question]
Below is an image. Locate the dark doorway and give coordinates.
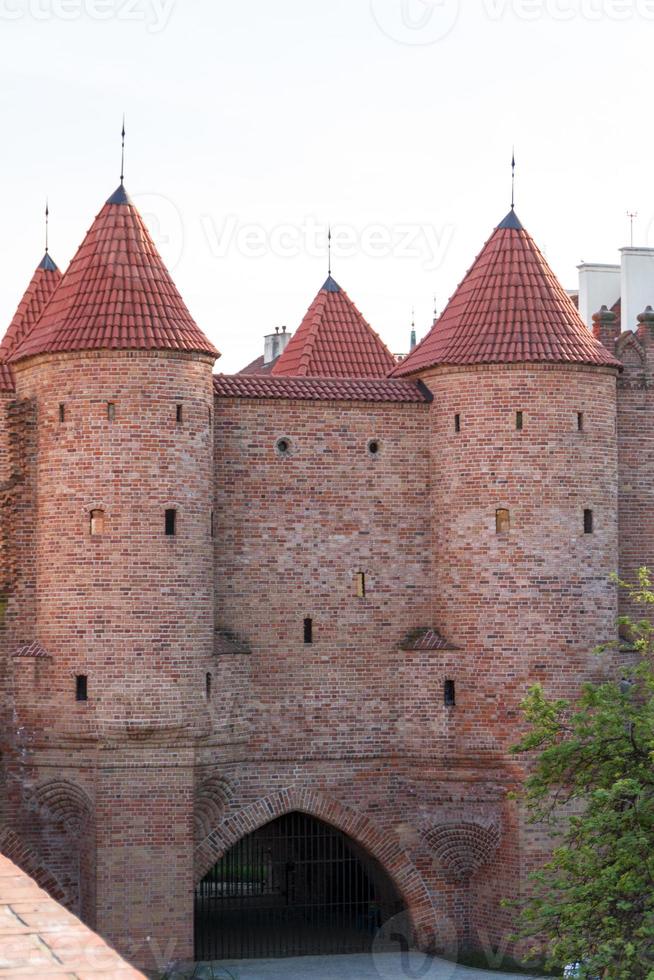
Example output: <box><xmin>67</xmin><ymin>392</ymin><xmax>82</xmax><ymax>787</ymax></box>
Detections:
<box><xmin>194</xmin><ymin>811</ymin><xmax>406</xmax><ymax>960</ymax></box>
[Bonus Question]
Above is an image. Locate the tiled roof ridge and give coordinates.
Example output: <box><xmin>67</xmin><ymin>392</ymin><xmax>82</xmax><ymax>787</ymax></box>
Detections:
<box><xmin>296</xmin><ymin>290</ymin><xmax>329</xmax><ymax>376</ymax></box>
<box><xmin>214</xmin><ymin>372</ymin><xmax>432</xmax><ymax>403</ymax></box>
<box><xmin>392</xmin><ymin>213</ymin><xmax>621</xmax><ymax>376</ymax></box>
<box><xmin>9</xmin><ymin>188</ymin><xmax>219</xmax><ymax>363</ymax></box>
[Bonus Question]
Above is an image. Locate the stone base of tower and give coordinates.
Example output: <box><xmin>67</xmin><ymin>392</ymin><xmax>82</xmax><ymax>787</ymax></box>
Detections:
<box><xmin>93</xmin><ymin>745</ymin><xmax>196</xmax><ymax>972</ymax></box>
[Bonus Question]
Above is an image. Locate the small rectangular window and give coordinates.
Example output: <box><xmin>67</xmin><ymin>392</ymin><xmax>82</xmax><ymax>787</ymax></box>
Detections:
<box><xmin>584</xmin><ymin>509</ymin><xmax>594</xmax><ymax>534</ymax></box>
<box><xmin>454</xmin><ymin>414</ymin><xmax>461</xmax><ymax>433</ymax></box>
<box><xmin>58</xmin><ymin>404</ymin><xmax>65</xmax><ymax>423</ymax></box>
<box><xmin>210</xmin><ymin>510</ymin><xmax>214</xmax><ymax>538</ymax></box>
<box><xmin>75</xmin><ymin>675</ymin><xmax>88</xmax><ymax>702</ymax></box>
<box><xmin>496</xmin><ymin>508</ymin><xmax>510</xmax><ymax>534</ymax></box>
<box><xmin>444</xmin><ymin>679</ymin><xmax>456</xmax><ymax>707</ymax></box>
<box><xmin>90</xmin><ymin>509</ymin><xmax>104</xmax><ymax>536</ymax></box>
<box><xmin>303</xmin><ymin>617</ymin><xmax>313</xmax><ymax>644</ymax></box>
<box><xmin>356</xmin><ymin>572</ymin><xmax>366</xmax><ymax>598</ymax></box>
<box><xmin>165</xmin><ymin>509</ymin><xmax>177</xmax><ymax>536</ymax></box>
<box><xmin>107</xmin><ymin>402</ymin><xmax>116</xmax><ymax>422</ymax></box>
<box><xmin>577</xmin><ymin>412</ymin><xmax>584</xmax><ymax>432</ymax></box>
<box><xmin>176</xmin><ymin>404</ymin><xmax>183</xmax><ymax>423</ymax></box>
<box><xmin>205</xmin><ymin>672</ymin><xmax>212</xmax><ymax>699</ymax></box>
<box><xmin>516</xmin><ymin>411</ymin><xmax>523</xmax><ymax>431</ymax></box>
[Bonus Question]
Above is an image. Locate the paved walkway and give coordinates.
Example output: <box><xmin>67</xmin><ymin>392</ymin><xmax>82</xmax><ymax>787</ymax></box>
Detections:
<box><xmin>208</xmin><ymin>952</ymin><xmax>549</xmax><ymax>979</ymax></box>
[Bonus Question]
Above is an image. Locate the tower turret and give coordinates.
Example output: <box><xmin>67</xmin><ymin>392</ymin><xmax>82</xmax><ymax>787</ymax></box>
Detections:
<box><xmin>6</xmin><ymin>183</ymin><xmax>219</xmax><ymax>963</ymax></box>
<box><xmin>393</xmin><ymin>208</ymin><xmax>621</xmax><ymax>950</ymax></box>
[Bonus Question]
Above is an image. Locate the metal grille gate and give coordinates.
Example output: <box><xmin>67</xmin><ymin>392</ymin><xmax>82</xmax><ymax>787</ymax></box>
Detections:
<box><xmin>194</xmin><ymin>811</ymin><xmax>405</xmax><ymax>960</ymax></box>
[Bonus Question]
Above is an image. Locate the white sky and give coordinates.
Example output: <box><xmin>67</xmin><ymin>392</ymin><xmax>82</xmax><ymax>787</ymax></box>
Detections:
<box><xmin>0</xmin><ymin>0</ymin><xmax>651</xmax><ymax>372</ymax></box>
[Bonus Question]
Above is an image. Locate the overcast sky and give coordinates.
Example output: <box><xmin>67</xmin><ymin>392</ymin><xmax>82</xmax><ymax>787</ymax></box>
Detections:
<box><xmin>0</xmin><ymin>0</ymin><xmax>650</xmax><ymax>371</ymax></box>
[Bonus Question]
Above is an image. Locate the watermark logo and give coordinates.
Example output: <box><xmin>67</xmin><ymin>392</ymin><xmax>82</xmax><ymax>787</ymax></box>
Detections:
<box><xmin>201</xmin><ymin>215</ymin><xmax>454</xmax><ymax>272</ymax></box>
<box><xmin>0</xmin><ymin>0</ymin><xmax>176</xmax><ymax>33</ymax></box>
<box><xmin>371</xmin><ymin>910</ymin><xmax>458</xmax><ymax>979</ymax></box>
<box><xmin>370</xmin><ymin>0</ymin><xmax>460</xmax><ymax>44</ymax></box>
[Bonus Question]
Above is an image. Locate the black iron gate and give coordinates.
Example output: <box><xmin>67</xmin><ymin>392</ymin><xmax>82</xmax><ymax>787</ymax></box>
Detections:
<box><xmin>194</xmin><ymin>811</ymin><xmax>405</xmax><ymax>960</ymax></box>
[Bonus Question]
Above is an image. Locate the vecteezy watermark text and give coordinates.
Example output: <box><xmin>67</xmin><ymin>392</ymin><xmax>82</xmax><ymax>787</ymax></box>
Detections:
<box><xmin>201</xmin><ymin>215</ymin><xmax>454</xmax><ymax>272</ymax></box>
<box><xmin>371</xmin><ymin>0</ymin><xmax>654</xmax><ymax>47</ymax></box>
<box><xmin>0</xmin><ymin>0</ymin><xmax>176</xmax><ymax>33</ymax></box>
<box><xmin>484</xmin><ymin>0</ymin><xmax>654</xmax><ymax>20</ymax></box>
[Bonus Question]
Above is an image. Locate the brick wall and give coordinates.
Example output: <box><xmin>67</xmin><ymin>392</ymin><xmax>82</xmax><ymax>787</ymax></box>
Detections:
<box><xmin>616</xmin><ymin>327</ymin><xmax>654</xmax><ymax>618</ymax></box>
<box><xmin>418</xmin><ymin>361</ymin><xmax>620</xmax><ymax>945</ymax></box>
<box><xmin>2</xmin><ymin>348</ymin><xmax>215</xmax><ymax>968</ymax></box>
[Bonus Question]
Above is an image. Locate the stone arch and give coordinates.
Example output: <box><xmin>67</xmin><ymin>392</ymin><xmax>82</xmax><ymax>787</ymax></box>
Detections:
<box><xmin>424</xmin><ymin>820</ymin><xmax>500</xmax><ymax>881</ymax></box>
<box><xmin>193</xmin><ymin>772</ymin><xmax>233</xmax><ymax>843</ymax></box>
<box><xmin>0</xmin><ymin>827</ymin><xmax>69</xmax><ymax>905</ymax></box>
<box><xmin>30</xmin><ymin>779</ymin><xmax>93</xmax><ymax>833</ymax></box>
<box><xmin>194</xmin><ymin>786</ymin><xmax>437</xmax><ymax>943</ymax></box>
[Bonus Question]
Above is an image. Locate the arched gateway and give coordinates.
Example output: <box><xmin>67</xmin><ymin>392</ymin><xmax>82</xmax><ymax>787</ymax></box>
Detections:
<box><xmin>195</xmin><ymin>811</ymin><xmax>407</xmax><ymax>960</ymax></box>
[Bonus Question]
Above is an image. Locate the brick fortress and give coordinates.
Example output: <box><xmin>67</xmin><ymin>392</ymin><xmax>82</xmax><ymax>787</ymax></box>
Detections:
<box><xmin>0</xmin><ymin>182</ymin><xmax>645</xmax><ymax>971</ymax></box>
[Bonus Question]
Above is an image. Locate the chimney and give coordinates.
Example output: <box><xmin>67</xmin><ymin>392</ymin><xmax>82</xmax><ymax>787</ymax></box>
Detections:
<box><xmin>621</xmin><ymin>247</ymin><xmax>654</xmax><ymax>333</ymax></box>
<box><xmin>263</xmin><ymin>326</ymin><xmax>291</xmax><ymax>365</ymax></box>
<box><xmin>592</xmin><ymin>306</ymin><xmax>619</xmax><ymax>353</ymax></box>
<box><xmin>577</xmin><ymin>263</ymin><xmax>620</xmax><ymax>330</ymax></box>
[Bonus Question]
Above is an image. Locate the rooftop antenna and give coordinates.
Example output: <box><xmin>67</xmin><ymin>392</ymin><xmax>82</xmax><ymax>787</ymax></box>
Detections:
<box><xmin>120</xmin><ymin>114</ymin><xmax>126</xmax><ymax>186</ymax></box>
<box><xmin>327</xmin><ymin>225</ymin><xmax>332</xmax><ymax>277</ymax></box>
<box><xmin>44</xmin><ymin>198</ymin><xmax>49</xmax><ymax>254</ymax></box>
<box><xmin>627</xmin><ymin>210</ymin><xmax>638</xmax><ymax>247</ymax></box>
<box><xmin>511</xmin><ymin>148</ymin><xmax>516</xmax><ymax>211</ymax></box>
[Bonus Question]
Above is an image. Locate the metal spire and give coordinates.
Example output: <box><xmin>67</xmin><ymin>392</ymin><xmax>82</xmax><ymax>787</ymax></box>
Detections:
<box><xmin>511</xmin><ymin>148</ymin><xmax>516</xmax><ymax>211</ymax></box>
<box><xmin>327</xmin><ymin>225</ymin><xmax>332</xmax><ymax>277</ymax></box>
<box><xmin>627</xmin><ymin>210</ymin><xmax>638</xmax><ymax>247</ymax></box>
<box><xmin>410</xmin><ymin>308</ymin><xmax>417</xmax><ymax>351</ymax></box>
<box><xmin>45</xmin><ymin>198</ymin><xmax>49</xmax><ymax>254</ymax></box>
<box><xmin>120</xmin><ymin>115</ymin><xmax>126</xmax><ymax>186</ymax></box>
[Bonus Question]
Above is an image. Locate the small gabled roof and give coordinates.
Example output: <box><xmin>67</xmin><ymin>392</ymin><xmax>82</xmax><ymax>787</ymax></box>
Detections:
<box><xmin>271</xmin><ymin>276</ymin><xmax>396</xmax><ymax>379</ymax></box>
<box><xmin>10</xmin><ymin>185</ymin><xmax>219</xmax><ymax>363</ymax></box>
<box><xmin>0</xmin><ymin>253</ymin><xmax>62</xmax><ymax>361</ymax></box>
<box><xmin>393</xmin><ymin>210</ymin><xmax>621</xmax><ymax>377</ymax></box>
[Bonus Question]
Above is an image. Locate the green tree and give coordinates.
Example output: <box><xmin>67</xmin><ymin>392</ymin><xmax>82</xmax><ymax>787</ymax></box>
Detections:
<box><xmin>511</xmin><ymin>569</ymin><xmax>654</xmax><ymax>979</ymax></box>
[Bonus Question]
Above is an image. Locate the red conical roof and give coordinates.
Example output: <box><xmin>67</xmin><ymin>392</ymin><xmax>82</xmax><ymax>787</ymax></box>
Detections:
<box><xmin>393</xmin><ymin>210</ymin><xmax>621</xmax><ymax>377</ymax></box>
<box><xmin>10</xmin><ymin>185</ymin><xmax>219</xmax><ymax>363</ymax></box>
<box><xmin>272</xmin><ymin>276</ymin><xmax>396</xmax><ymax>378</ymax></box>
<box><xmin>0</xmin><ymin>253</ymin><xmax>62</xmax><ymax>360</ymax></box>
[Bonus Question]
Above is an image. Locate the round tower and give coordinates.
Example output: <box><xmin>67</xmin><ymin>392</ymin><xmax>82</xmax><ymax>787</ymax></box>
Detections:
<box><xmin>393</xmin><ymin>206</ymin><xmax>622</xmax><ymax>956</ymax></box>
<box><xmin>7</xmin><ymin>182</ymin><xmax>219</xmax><ymax>963</ymax></box>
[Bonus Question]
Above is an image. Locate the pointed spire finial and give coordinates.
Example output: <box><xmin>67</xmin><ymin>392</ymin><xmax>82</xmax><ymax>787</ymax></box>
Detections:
<box><xmin>328</xmin><ymin>224</ymin><xmax>332</xmax><ymax>277</ymax></box>
<box><xmin>45</xmin><ymin>198</ymin><xmax>49</xmax><ymax>254</ymax></box>
<box><xmin>120</xmin><ymin>114</ymin><xmax>126</xmax><ymax>186</ymax></box>
<box><xmin>410</xmin><ymin>308</ymin><xmax>417</xmax><ymax>351</ymax></box>
<box><xmin>511</xmin><ymin>148</ymin><xmax>516</xmax><ymax>211</ymax></box>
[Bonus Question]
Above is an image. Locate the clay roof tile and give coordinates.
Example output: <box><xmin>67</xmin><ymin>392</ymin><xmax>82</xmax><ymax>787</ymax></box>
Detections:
<box><xmin>393</xmin><ymin>210</ymin><xmax>621</xmax><ymax>376</ymax></box>
<box><xmin>9</xmin><ymin>186</ymin><xmax>219</xmax><ymax>363</ymax></box>
<box><xmin>272</xmin><ymin>276</ymin><xmax>396</xmax><ymax>379</ymax></box>
<box><xmin>0</xmin><ymin>254</ymin><xmax>62</xmax><ymax>361</ymax></box>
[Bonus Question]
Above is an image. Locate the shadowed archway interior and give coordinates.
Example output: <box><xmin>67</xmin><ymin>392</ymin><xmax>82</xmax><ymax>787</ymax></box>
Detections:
<box><xmin>194</xmin><ymin>810</ymin><xmax>407</xmax><ymax>960</ymax></box>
